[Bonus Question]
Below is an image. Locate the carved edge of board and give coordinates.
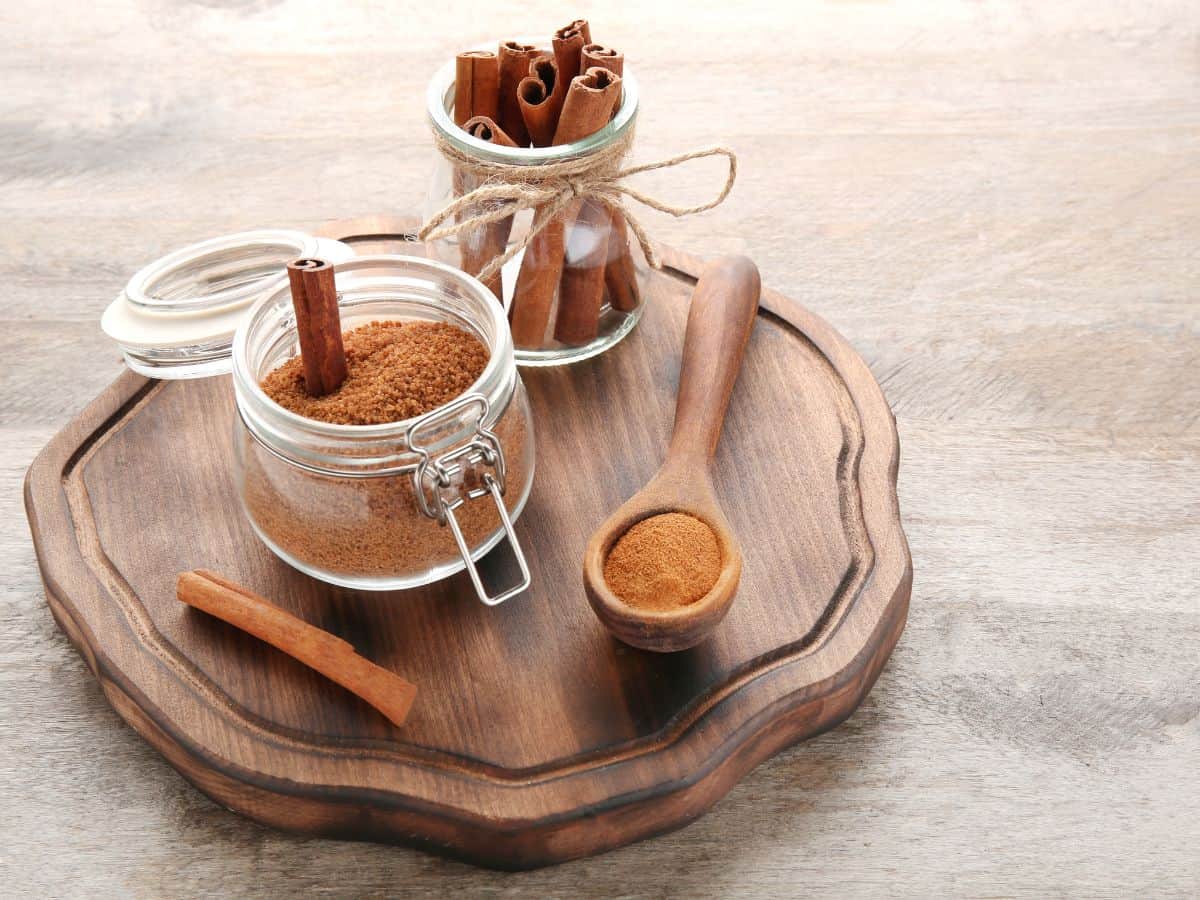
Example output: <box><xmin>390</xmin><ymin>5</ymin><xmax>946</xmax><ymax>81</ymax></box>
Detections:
<box><xmin>23</xmin><ymin>232</ymin><xmax>913</xmax><ymax>868</ymax></box>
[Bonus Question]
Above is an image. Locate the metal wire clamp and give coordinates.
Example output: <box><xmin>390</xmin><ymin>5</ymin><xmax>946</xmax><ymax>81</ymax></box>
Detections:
<box><xmin>407</xmin><ymin>393</ymin><xmax>530</xmax><ymax>606</ymax></box>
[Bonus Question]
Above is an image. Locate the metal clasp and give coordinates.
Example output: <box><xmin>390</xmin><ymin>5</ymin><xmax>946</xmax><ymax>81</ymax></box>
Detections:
<box><xmin>407</xmin><ymin>393</ymin><xmax>531</xmax><ymax>606</ymax></box>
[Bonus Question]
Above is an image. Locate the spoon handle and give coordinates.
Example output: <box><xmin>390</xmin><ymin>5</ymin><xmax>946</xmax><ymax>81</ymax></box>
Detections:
<box><xmin>668</xmin><ymin>255</ymin><xmax>762</xmax><ymax>466</ymax></box>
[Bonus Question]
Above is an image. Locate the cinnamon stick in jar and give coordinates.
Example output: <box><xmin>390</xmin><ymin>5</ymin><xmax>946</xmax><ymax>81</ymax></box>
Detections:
<box><xmin>552</xmin><ymin>19</ymin><xmax>591</xmax><ymax>79</ymax></box>
<box><xmin>454</xmin><ymin>50</ymin><xmax>499</xmax><ymax>126</ymax></box>
<box><xmin>546</xmin><ymin>19</ymin><xmax>590</xmax><ymax>132</ymax></box>
<box><xmin>578</xmin><ymin>43</ymin><xmax>640</xmax><ymax>314</ymax></box>
<box><xmin>552</xmin><ymin>65</ymin><xmax>624</xmax><ymax>345</ymax></box>
<box><xmin>509</xmin><ymin>67</ymin><xmax>622</xmax><ymax>349</ymax></box>
<box><xmin>497</xmin><ymin>41</ymin><xmax>540</xmax><ymax>146</ymax></box>
<box><xmin>517</xmin><ymin>55</ymin><xmax>563</xmax><ymax>148</ymax></box>
<box><xmin>555</xmin><ymin>196</ymin><xmax>615</xmax><ymax>345</ymax></box>
<box><xmin>464</xmin><ymin>115</ymin><xmax>518</xmax><ymax>147</ymax></box>
<box><xmin>453</xmin><ymin>51</ymin><xmax>501</xmax><ymax>292</ymax></box>
<box><xmin>460</xmin><ymin>115</ymin><xmax>519</xmax><ymax>300</ymax></box>
<box><xmin>286</xmin><ymin>258</ymin><xmax>347</xmax><ymax>396</ymax></box>
<box><xmin>581</xmin><ymin>43</ymin><xmax>621</xmax><ymax>73</ymax></box>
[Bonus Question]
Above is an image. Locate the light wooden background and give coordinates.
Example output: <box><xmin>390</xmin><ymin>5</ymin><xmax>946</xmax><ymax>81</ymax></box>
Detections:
<box><xmin>3</xmin><ymin>0</ymin><xmax>1198</xmax><ymax>896</ymax></box>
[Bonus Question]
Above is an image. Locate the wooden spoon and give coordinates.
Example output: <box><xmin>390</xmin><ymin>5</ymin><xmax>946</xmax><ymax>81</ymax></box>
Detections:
<box><xmin>583</xmin><ymin>255</ymin><xmax>761</xmax><ymax>651</ymax></box>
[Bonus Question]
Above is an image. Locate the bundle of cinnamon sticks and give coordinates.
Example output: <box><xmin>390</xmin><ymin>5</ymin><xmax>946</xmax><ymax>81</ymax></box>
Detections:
<box><xmin>451</xmin><ymin>19</ymin><xmax>640</xmax><ymax>349</ymax></box>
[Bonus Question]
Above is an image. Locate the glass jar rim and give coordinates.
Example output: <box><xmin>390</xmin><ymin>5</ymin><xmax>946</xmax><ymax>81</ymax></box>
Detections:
<box><xmin>232</xmin><ymin>254</ymin><xmax>516</xmax><ymax>446</ymax></box>
<box><xmin>426</xmin><ymin>53</ymin><xmax>639</xmax><ymax>165</ymax></box>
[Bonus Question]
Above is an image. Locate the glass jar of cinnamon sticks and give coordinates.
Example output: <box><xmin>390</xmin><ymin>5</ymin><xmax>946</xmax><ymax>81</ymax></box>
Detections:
<box><xmin>230</xmin><ymin>256</ymin><xmax>535</xmax><ymax>601</ymax></box>
<box><xmin>424</xmin><ymin>38</ymin><xmax>646</xmax><ymax>366</ymax></box>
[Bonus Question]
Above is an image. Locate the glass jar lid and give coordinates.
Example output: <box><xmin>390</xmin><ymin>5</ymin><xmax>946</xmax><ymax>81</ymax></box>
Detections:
<box><xmin>101</xmin><ymin>229</ymin><xmax>354</xmax><ymax>379</ymax></box>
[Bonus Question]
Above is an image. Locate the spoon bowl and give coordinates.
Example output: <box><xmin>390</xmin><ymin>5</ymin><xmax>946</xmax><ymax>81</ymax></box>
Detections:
<box><xmin>583</xmin><ymin>255</ymin><xmax>761</xmax><ymax>651</ymax></box>
<box><xmin>583</xmin><ymin>466</ymin><xmax>743</xmax><ymax>652</ymax></box>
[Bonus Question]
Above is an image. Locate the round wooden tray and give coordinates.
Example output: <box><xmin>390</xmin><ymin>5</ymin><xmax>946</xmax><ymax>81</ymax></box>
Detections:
<box><xmin>24</xmin><ymin>219</ymin><xmax>911</xmax><ymax>869</ymax></box>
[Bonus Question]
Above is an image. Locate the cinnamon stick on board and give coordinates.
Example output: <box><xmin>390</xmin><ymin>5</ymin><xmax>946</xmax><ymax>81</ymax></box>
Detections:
<box><xmin>497</xmin><ymin>41</ymin><xmax>540</xmax><ymax>146</ymax></box>
<box><xmin>177</xmin><ymin>570</ymin><xmax>417</xmax><ymax>727</ymax></box>
<box><xmin>509</xmin><ymin>67</ymin><xmax>623</xmax><ymax>349</ymax></box>
<box><xmin>577</xmin><ymin>43</ymin><xmax>640</xmax><ymax>313</ymax></box>
<box><xmin>287</xmin><ymin>258</ymin><xmax>347</xmax><ymax>396</ymax></box>
<box><xmin>517</xmin><ymin>55</ymin><xmax>564</xmax><ymax>148</ymax></box>
<box><xmin>460</xmin><ymin>115</ymin><xmax>520</xmax><ymax>299</ymax></box>
<box><xmin>454</xmin><ymin>50</ymin><xmax>499</xmax><ymax>126</ymax></box>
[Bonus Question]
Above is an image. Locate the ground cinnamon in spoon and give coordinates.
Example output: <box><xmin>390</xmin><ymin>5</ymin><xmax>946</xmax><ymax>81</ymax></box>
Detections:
<box><xmin>261</xmin><ymin>320</ymin><xmax>488</xmax><ymax>425</ymax></box>
<box><xmin>603</xmin><ymin>513</ymin><xmax>722</xmax><ymax>611</ymax></box>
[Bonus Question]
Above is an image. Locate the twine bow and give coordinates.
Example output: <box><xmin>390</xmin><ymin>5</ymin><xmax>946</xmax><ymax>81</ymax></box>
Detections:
<box><xmin>418</xmin><ymin>127</ymin><xmax>737</xmax><ymax>284</ymax></box>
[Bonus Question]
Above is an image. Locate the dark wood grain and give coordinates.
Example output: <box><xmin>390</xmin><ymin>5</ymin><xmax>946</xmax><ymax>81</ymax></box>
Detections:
<box><xmin>24</xmin><ymin>230</ymin><xmax>910</xmax><ymax>870</ymax></box>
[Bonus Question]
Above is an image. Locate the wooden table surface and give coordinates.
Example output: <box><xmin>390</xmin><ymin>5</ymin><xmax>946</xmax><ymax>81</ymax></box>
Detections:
<box><xmin>3</xmin><ymin>1</ymin><xmax>1197</xmax><ymax>896</ymax></box>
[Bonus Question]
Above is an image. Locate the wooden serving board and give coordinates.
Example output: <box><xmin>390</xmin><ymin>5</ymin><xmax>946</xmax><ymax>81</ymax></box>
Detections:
<box><xmin>24</xmin><ymin>220</ymin><xmax>911</xmax><ymax>870</ymax></box>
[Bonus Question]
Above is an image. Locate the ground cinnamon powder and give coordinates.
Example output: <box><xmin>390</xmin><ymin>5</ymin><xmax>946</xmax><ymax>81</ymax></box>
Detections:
<box><xmin>242</xmin><ymin>319</ymin><xmax>530</xmax><ymax>582</ymax></box>
<box><xmin>261</xmin><ymin>320</ymin><xmax>489</xmax><ymax>425</ymax></box>
<box><xmin>603</xmin><ymin>513</ymin><xmax>722</xmax><ymax>611</ymax></box>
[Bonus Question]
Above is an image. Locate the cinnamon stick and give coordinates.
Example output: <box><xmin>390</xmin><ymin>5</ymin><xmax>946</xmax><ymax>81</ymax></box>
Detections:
<box><xmin>177</xmin><ymin>570</ymin><xmax>417</xmax><ymax>727</ymax></box>
<box><xmin>581</xmin><ymin>43</ymin><xmax>622</xmax><ymax>74</ymax></box>
<box><xmin>453</xmin><ymin>51</ymin><xmax>502</xmax><ymax>288</ymax></box>
<box><xmin>497</xmin><ymin>41</ymin><xmax>540</xmax><ymax>146</ymax></box>
<box><xmin>544</xmin><ymin>19</ymin><xmax>590</xmax><ymax>141</ymax></box>
<box><xmin>553</xmin><ymin>71</ymin><xmax>617</xmax><ymax>134</ymax></box>
<box><xmin>464</xmin><ymin>115</ymin><xmax>518</xmax><ymax>146</ymax></box>
<box><xmin>552</xmin><ymin>19</ymin><xmax>592</xmax><ymax>80</ymax></box>
<box><xmin>577</xmin><ymin>43</ymin><xmax>640</xmax><ymax>313</ymax></box>
<box><xmin>509</xmin><ymin>67</ymin><xmax>622</xmax><ymax>349</ymax></box>
<box><xmin>461</xmin><ymin>115</ymin><xmax>519</xmax><ymax>300</ymax></box>
<box><xmin>454</xmin><ymin>50</ymin><xmax>499</xmax><ymax>127</ymax></box>
<box><xmin>551</xmin><ymin>66</ymin><xmax>625</xmax><ymax>345</ymax></box>
<box><xmin>517</xmin><ymin>55</ymin><xmax>563</xmax><ymax>148</ymax></box>
<box><xmin>555</xmin><ymin>197</ymin><xmax>615</xmax><ymax>345</ymax></box>
<box><xmin>286</xmin><ymin>258</ymin><xmax>346</xmax><ymax>396</ymax></box>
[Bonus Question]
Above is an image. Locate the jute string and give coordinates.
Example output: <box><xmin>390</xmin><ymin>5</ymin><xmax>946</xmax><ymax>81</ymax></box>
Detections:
<box><xmin>418</xmin><ymin>126</ymin><xmax>737</xmax><ymax>283</ymax></box>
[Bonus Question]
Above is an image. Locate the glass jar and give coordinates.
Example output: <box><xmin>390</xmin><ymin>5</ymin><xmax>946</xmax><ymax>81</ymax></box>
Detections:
<box><xmin>424</xmin><ymin>57</ymin><xmax>646</xmax><ymax>366</ymax></box>
<box><xmin>228</xmin><ymin>255</ymin><xmax>535</xmax><ymax>603</ymax></box>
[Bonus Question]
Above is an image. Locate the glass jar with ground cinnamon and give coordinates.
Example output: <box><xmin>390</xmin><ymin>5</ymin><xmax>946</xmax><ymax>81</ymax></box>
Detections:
<box><xmin>424</xmin><ymin>39</ymin><xmax>647</xmax><ymax>366</ymax></box>
<box><xmin>230</xmin><ymin>255</ymin><xmax>535</xmax><ymax>602</ymax></box>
